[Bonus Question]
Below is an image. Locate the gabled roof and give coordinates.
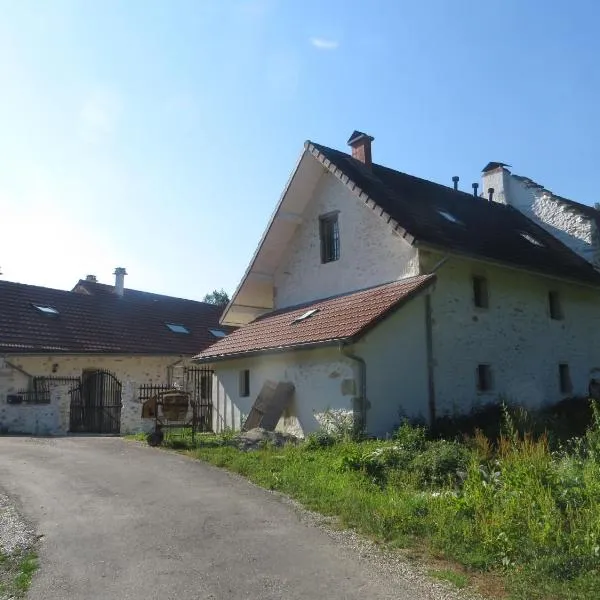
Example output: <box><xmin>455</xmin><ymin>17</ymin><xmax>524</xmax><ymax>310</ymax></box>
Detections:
<box><xmin>194</xmin><ymin>274</ymin><xmax>434</xmax><ymax>362</ymax></box>
<box><xmin>222</xmin><ymin>140</ymin><xmax>600</xmax><ymax>326</ymax></box>
<box><xmin>308</xmin><ymin>142</ymin><xmax>600</xmax><ymax>286</ymax></box>
<box><xmin>0</xmin><ymin>279</ymin><xmax>230</xmax><ymax>355</ymax></box>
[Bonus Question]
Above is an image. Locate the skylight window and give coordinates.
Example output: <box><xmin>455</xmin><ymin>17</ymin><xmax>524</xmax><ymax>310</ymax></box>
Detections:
<box><xmin>209</xmin><ymin>329</ymin><xmax>227</xmax><ymax>338</ymax></box>
<box><xmin>33</xmin><ymin>305</ymin><xmax>59</xmax><ymax>315</ymax></box>
<box><xmin>166</xmin><ymin>323</ymin><xmax>189</xmax><ymax>334</ymax></box>
<box><xmin>292</xmin><ymin>309</ymin><xmax>319</xmax><ymax>324</ymax></box>
<box><xmin>520</xmin><ymin>232</ymin><xmax>544</xmax><ymax>247</ymax></box>
<box><xmin>437</xmin><ymin>209</ymin><xmax>463</xmax><ymax>225</ymax></box>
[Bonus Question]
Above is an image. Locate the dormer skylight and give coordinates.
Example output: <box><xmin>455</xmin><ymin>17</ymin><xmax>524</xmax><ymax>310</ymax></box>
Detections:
<box><xmin>166</xmin><ymin>323</ymin><xmax>189</xmax><ymax>334</ymax></box>
<box><xmin>33</xmin><ymin>305</ymin><xmax>59</xmax><ymax>315</ymax></box>
<box><xmin>520</xmin><ymin>232</ymin><xmax>544</xmax><ymax>247</ymax></box>
<box><xmin>437</xmin><ymin>209</ymin><xmax>463</xmax><ymax>225</ymax></box>
<box><xmin>209</xmin><ymin>329</ymin><xmax>227</xmax><ymax>338</ymax></box>
<box><xmin>292</xmin><ymin>309</ymin><xmax>319</xmax><ymax>324</ymax></box>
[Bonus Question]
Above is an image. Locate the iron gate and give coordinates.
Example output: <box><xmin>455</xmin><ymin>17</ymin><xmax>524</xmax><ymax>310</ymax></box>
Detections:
<box><xmin>69</xmin><ymin>370</ymin><xmax>122</xmax><ymax>434</ymax></box>
<box><xmin>185</xmin><ymin>367</ymin><xmax>213</xmax><ymax>432</ymax></box>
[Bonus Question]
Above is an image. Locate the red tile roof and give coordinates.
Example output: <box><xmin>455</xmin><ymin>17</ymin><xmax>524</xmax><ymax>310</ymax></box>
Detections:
<box><xmin>194</xmin><ymin>275</ymin><xmax>435</xmax><ymax>362</ymax></box>
<box><xmin>0</xmin><ymin>279</ymin><xmax>231</xmax><ymax>355</ymax></box>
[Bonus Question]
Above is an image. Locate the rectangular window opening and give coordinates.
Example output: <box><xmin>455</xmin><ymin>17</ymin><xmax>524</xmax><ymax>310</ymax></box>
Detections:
<box><xmin>472</xmin><ymin>276</ymin><xmax>489</xmax><ymax>308</ymax></box>
<box><xmin>319</xmin><ymin>213</ymin><xmax>340</xmax><ymax>264</ymax></box>
<box><xmin>476</xmin><ymin>364</ymin><xmax>493</xmax><ymax>392</ymax></box>
<box><xmin>559</xmin><ymin>364</ymin><xmax>572</xmax><ymax>394</ymax></box>
<box><xmin>239</xmin><ymin>369</ymin><xmax>250</xmax><ymax>397</ymax></box>
<box><xmin>209</xmin><ymin>329</ymin><xmax>227</xmax><ymax>338</ymax></box>
<box><xmin>549</xmin><ymin>291</ymin><xmax>563</xmax><ymax>320</ymax></box>
<box><xmin>33</xmin><ymin>304</ymin><xmax>59</xmax><ymax>316</ymax></box>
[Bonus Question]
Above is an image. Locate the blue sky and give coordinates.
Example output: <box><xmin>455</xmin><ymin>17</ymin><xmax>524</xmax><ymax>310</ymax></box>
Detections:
<box><xmin>2</xmin><ymin>0</ymin><xmax>599</xmax><ymax>299</ymax></box>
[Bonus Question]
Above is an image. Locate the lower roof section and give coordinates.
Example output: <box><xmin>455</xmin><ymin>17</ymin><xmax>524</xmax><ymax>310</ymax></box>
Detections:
<box><xmin>194</xmin><ymin>274</ymin><xmax>435</xmax><ymax>363</ymax></box>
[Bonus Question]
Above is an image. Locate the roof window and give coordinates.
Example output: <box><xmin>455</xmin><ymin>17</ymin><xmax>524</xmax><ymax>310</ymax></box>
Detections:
<box><xmin>209</xmin><ymin>329</ymin><xmax>227</xmax><ymax>338</ymax></box>
<box><xmin>292</xmin><ymin>309</ymin><xmax>319</xmax><ymax>324</ymax></box>
<box><xmin>520</xmin><ymin>232</ymin><xmax>544</xmax><ymax>247</ymax></box>
<box><xmin>437</xmin><ymin>209</ymin><xmax>463</xmax><ymax>225</ymax></box>
<box><xmin>33</xmin><ymin>305</ymin><xmax>59</xmax><ymax>315</ymax></box>
<box><xmin>166</xmin><ymin>323</ymin><xmax>189</xmax><ymax>334</ymax></box>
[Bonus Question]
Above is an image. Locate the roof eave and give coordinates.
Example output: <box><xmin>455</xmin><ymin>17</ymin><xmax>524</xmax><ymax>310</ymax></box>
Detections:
<box><xmin>417</xmin><ymin>242</ymin><xmax>600</xmax><ymax>289</ymax></box>
<box><xmin>193</xmin><ymin>338</ymin><xmax>347</xmax><ymax>364</ymax></box>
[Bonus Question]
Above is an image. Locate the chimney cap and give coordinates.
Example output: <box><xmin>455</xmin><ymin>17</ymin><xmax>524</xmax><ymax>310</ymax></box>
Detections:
<box><xmin>482</xmin><ymin>161</ymin><xmax>511</xmax><ymax>173</ymax></box>
<box><xmin>85</xmin><ymin>274</ymin><xmax>97</xmax><ymax>282</ymax></box>
<box><xmin>113</xmin><ymin>267</ymin><xmax>128</xmax><ymax>275</ymax></box>
<box><xmin>347</xmin><ymin>130</ymin><xmax>374</xmax><ymax>146</ymax></box>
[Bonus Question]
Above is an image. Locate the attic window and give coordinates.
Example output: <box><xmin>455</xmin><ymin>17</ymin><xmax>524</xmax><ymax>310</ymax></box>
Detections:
<box><xmin>166</xmin><ymin>323</ymin><xmax>189</xmax><ymax>334</ymax></box>
<box><xmin>520</xmin><ymin>232</ymin><xmax>544</xmax><ymax>247</ymax></box>
<box><xmin>438</xmin><ymin>209</ymin><xmax>463</xmax><ymax>225</ymax></box>
<box><xmin>292</xmin><ymin>309</ymin><xmax>319</xmax><ymax>324</ymax></box>
<box><xmin>33</xmin><ymin>305</ymin><xmax>59</xmax><ymax>315</ymax></box>
<box><xmin>209</xmin><ymin>329</ymin><xmax>227</xmax><ymax>338</ymax></box>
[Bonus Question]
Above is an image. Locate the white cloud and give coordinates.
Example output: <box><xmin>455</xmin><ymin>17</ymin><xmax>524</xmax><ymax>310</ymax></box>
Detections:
<box><xmin>309</xmin><ymin>37</ymin><xmax>339</xmax><ymax>50</ymax></box>
<box><xmin>78</xmin><ymin>88</ymin><xmax>121</xmax><ymax>144</ymax></box>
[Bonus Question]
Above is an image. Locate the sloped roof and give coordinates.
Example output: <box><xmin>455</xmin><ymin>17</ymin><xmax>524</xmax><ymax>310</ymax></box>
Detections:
<box><xmin>0</xmin><ymin>279</ymin><xmax>230</xmax><ymax>354</ymax></box>
<box><xmin>194</xmin><ymin>274</ymin><xmax>434</xmax><ymax>362</ymax></box>
<box><xmin>307</xmin><ymin>142</ymin><xmax>600</xmax><ymax>286</ymax></box>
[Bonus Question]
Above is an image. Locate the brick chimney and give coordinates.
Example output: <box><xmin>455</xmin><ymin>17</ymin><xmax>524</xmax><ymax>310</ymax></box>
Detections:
<box><xmin>347</xmin><ymin>130</ymin><xmax>374</xmax><ymax>169</ymax></box>
<box><xmin>113</xmin><ymin>267</ymin><xmax>127</xmax><ymax>297</ymax></box>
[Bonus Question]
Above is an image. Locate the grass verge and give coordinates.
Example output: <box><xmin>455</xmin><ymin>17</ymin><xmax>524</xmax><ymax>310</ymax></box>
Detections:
<box><xmin>0</xmin><ymin>551</ymin><xmax>38</xmax><ymax>599</ymax></box>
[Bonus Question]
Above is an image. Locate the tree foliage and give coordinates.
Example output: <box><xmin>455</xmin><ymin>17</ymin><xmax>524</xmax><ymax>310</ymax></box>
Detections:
<box><xmin>202</xmin><ymin>289</ymin><xmax>230</xmax><ymax>306</ymax></box>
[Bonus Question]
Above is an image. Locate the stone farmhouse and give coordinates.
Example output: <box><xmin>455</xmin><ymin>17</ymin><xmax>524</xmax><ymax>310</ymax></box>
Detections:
<box><xmin>0</xmin><ymin>270</ymin><xmax>228</xmax><ymax>435</ymax></box>
<box><xmin>194</xmin><ymin>131</ymin><xmax>600</xmax><ymax>438</ymax></box>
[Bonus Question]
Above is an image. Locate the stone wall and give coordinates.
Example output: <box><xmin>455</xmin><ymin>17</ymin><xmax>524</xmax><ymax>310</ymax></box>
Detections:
<box><xmin>273</xmin><ymin>172</ymin><xmax>420</xmax><ymax>309</ymax></box>
<box><xmin>0</xmin><ymin>355</ymin><xmax>198</xmax><ymax>435</ymax></box>
<box><xmin>421</xmin><ymin>250</ymin><xmax>600</xmax><ymax>416</ymax></box>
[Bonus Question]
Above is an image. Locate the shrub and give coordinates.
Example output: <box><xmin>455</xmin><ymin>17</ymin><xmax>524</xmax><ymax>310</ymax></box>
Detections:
<box><xmin>411</xmin><ymin>440</ymin><xmax>471</xmax><ymax>487</ymax></box>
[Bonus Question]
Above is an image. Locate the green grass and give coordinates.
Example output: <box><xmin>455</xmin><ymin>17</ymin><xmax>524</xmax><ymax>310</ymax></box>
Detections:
<box><xmin>0</xmin><ymin>551</ymin><xmax>38</xmax><ymax>598</ymax></box>
<box><xmin>428</xmin><ymin>568</ymin><xmax>469</xmax><ymax>589</ymax></box>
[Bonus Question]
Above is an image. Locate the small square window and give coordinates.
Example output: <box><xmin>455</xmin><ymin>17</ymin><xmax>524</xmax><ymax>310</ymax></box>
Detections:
<box><xmin>476</xmin><ymin>364</ymin><xmax>493</xmax><ymax>392</ymax></box>
<box><xmin>472</xmin><ymin>276</ymin><xmax>489</xmax><ymax>308</ymax></box>
<box><xmin>559</xmin><ymin>364</ymin><xmax>572</xmax><ymax>394</ymax></box>
<box><xmin>166</xmin><ymin>323</ymin><xmax>189</xmax><ymax>334</ymax></box>
<box><xmin>319</xmin><ymin>213</ymin><xmax>340</xmax><ymax>263</ymax></box>
<box><xmin>549</xmin><ymin>291</ymin><xmax>563</xmax><ymax>320</ymax></box>
<box><xmin>239</xmin><ymin>369</ymin><xmax>250</xmax><ymax>397</ymax></box>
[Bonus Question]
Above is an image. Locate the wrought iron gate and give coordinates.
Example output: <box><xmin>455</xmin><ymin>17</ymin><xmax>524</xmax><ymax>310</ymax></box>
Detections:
<box><xmin>69</xmin><ymin>370</ymin><xmax>122</xmax><ymax>434</ymax></box>
<box><xmin>185</xmin><ymin>366</ymin><xmax>213</xmax><ymax>432</ymax></box>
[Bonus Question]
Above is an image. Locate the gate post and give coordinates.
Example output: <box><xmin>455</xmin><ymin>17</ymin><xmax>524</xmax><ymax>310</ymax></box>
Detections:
<box><xmin>120</xmin><ymin>379</ymin><xmax>139</xmax><ymax>434</ymax></box>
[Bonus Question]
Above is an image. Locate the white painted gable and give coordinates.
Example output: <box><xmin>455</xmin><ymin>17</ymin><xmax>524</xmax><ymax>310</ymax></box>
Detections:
<box><xmin>221</xmin><ymin>145</ymin><xmax>420</xmax><ymax>325</ymax></box>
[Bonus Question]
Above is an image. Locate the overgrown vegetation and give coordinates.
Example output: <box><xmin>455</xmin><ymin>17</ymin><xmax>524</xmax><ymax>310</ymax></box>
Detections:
<box><xmin>0</xmin><ymin>551</ymin><xmax>38</xmax><ymax>599</ymax></box>
<box><xmin>132</xmin><ymin>402</ymin><xmax>600</xmax><ymax>599</ymax></box>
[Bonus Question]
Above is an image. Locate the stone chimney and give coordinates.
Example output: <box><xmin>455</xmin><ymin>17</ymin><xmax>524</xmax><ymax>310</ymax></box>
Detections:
<box><xmin>113</xmin><ymin>267</ymin><xmax>127</xmax><ymax>297</ymax></box>
<box><xmin>347</xmin><ymin>130</ymin><xmax>374</xmax><ymax>169</ymax></box>
<box><xmin>85</xmin><ymin>274</ymin><xmax>97</xmax><ymax>283</ymax></box>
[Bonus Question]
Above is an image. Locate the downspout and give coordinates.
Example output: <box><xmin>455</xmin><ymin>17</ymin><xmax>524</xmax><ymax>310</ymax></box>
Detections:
<box><xmin>423</xmin><ymin>254</ymin><xmax>449</xmax><ymax>426</ymax></box>
<box><xmin>340</xmin><ymin>343</ymin><xmax>367</xmax><ymax>436</ymax></box>
<box><xmin>424</xmin><ymin>294</ymin><xmax>436</xmax><ymax>425</ymax></box>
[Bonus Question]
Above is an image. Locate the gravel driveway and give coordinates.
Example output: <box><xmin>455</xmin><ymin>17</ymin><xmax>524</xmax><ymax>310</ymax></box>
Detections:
<box><xmin>0</xmin><ymin>437</ymin><xmax>473</xmax><ymax>600</ymax></box>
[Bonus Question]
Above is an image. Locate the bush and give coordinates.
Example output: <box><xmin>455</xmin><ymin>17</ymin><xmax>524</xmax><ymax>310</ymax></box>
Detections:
<box><xmin>411</xmin><ymin>440</ymin><xmax>470</xmax><ymax>487</ymax></box>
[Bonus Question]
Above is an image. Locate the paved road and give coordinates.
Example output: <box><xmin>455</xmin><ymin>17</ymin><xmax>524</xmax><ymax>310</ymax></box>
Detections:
<box><xmin>0</xmin><ymin>437</ymin><xmax>426</xmax><ymax>600</ymax></box>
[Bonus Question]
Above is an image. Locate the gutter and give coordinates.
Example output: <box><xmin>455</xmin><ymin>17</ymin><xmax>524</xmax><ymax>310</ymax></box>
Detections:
<box><xmin>340</xmin><ymin>343</ymin><xmax>367</xmax><ymax>436</ymax></box>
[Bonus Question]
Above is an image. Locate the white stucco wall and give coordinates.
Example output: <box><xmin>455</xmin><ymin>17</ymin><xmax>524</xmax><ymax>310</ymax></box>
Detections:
<box><xmin>484</xmin><ymin>169</ymin><xmax>599</xmax><ymax>266</ymax></box>
<box><xmin>0</xmin><ymin>355</ymin><xmax>198</xmax><ymax>435</ymax></box>
<box><xmin>353</xmin><ymin>294</ymin><xmax>430</xmax><ymax>436</ymax></box>
<box><xmin>273</xmin><ymin>172</ymin><xmax>420</xmax><ymax>309</ymax></box>
<box><xmin>421</xmin><ymin>251</ymin><xmax>600</xmax><ymax>415</ymax></box>
<box><xmin>210</xmin><ymin>347</ymin><xmax>358</xmax><ymax>436</ymax></box>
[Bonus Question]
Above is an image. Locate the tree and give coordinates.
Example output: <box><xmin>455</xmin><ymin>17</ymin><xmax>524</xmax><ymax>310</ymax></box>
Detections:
<box><xmin>202</xmin><ymin>289</ymin><xmax>230</xmax><ymax>306</ymax></box>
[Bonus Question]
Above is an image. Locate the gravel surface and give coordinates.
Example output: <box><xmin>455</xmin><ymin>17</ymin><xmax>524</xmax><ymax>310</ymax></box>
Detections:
<box><xmin>0</xmin><ymin>493</ymin><xmax>36</xmax><ymax>556</ymax></box>
<box><xmin>0</xmin><ymin>437</ymin><xmax>483</xmax><ymax>600</ymax></box>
